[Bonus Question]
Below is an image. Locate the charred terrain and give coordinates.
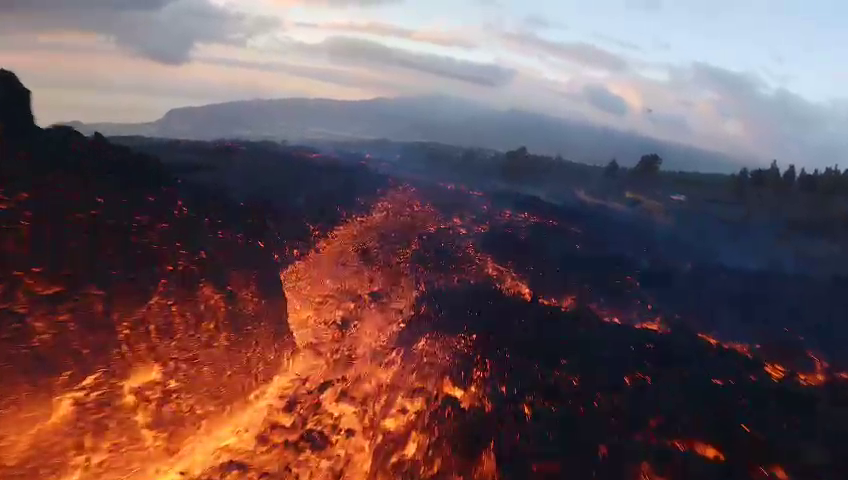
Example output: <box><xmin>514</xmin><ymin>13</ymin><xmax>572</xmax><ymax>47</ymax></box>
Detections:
<box><xmin>2</xmin><ymin>69</ymin><xmax>848</xmax><ymax>480</ymax></box>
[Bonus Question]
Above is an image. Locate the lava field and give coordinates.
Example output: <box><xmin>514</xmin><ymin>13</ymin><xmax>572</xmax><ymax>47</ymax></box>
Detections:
<box><xmin>2</xmin><ymin>71</ymin><xmax>848</xmax><ymax>479</ymax></box>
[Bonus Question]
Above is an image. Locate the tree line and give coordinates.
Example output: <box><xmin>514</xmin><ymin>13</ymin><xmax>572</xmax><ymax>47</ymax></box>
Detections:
<box><xmin>603</xmin><ymin>153</ymin><xmax>663</xmax><ymax>177</ymax></box>
<box><xmin>733</xmin><ymin>160</ymin><xmax>848</xmax><ymax>196</ymax></box>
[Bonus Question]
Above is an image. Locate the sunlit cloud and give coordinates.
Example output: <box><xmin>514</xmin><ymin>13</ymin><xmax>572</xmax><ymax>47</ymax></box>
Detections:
<box><xmin>498</xmin><ymin>30</ymin><xmax>630</xmax><ymax>73</ymax></box>
<box><xmin>272</xmin><ymin>0</ymin><xmax>401</xmax><ymax>7</ymax></box>
<box><xmin>0</xmin><ymin>0</ymin><xmax>279</xmax><ymax>64</ymax></box>
<box><xmin>293</xmin><ymin>20</ymin><xmax>478</xmax><ymax>49</ymax></box>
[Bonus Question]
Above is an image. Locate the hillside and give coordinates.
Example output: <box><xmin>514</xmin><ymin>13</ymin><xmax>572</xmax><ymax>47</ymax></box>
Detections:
<box><xmin>67</xmin><ymin>94</ymin><xmax>748</xmax><ymax>173</ymax></box>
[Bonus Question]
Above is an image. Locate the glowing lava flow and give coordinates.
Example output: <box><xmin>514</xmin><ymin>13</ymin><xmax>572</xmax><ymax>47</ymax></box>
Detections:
<box><xmin>1</xmin><ymin>187</ymin><xmax>515</xmax><ymax>480</ymax></box>
<box><xmin>166</xmin><ymin>188</ymin><xmax>500</xmax><ymax>480</ymax></box>
<box><xmin>141</xmin><ymin>189</ymin><xmax>502</xmax><ymax>479</ymax></box>
<box><xmin>282</xmin><ymin>189</ymin><xmax>430</xmax><ymax>351</ymax></box>
<box><xmin>8</xmin><ymin>184</ymin><xmax>839</xmax><ymax>480</ymax></box>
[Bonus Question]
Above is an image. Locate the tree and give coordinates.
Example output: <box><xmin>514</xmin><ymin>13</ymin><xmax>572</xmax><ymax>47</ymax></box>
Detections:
<box><xmin>506</xmin><ymin>146</ymin><xmax>528</xmax><ymax>160</ymax></box>
<box><xmin>738</xmin><ymin>167</ymin><xmax>750</xmax><ymax>183</ymax></box>
<box><xmin>820</xmin><ymin>166</ymin><xmax>842</xmax><ymax>195</ymax></box>
<box><xmin>632</xmin><ymin>153</ymin><xmax>662</xmax><ymax>175</ymax></box>
<box><xmin>733</xmin><ymin>167</ymin><xmax>750</xmax><ymax>193</ymax></box>
<box><xmin>782</xmin><ymin>164</ymin><xmax>797</xmax><ymax>189</ymax></box>
<box><xmin>842</xmin><ymin>169</ymin><xmax>848</xmax><ymax>195</ymax></box>
<box><xmin>750</xmin><ymin>168</ymin><xmax>767</xmax><ymax>187</ymax></box>
<box><xmin>604</xmin><ymin>158</ymin><xmax>620</xmax><ymax>177</ymax></box>
<box><xmin>502</xmin><ymin>146</ymin><xmax>530</xmax><ymax>181</ymax></box>
<box><xmin>766</xmin><ymin>160</ymin><xmax>782</xmax><ymax>190</ymax></box>
<box><xmin>798</xmin><ymin>168</ymin><xmax>817</xmax><ymax>193</ymax></box>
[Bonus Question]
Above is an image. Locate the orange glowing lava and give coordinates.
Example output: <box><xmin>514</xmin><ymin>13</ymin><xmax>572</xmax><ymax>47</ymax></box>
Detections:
<box><xmin>1</xmin><ymin>184</ymin><xmax>842</xmax><ymax>480</ymax></box>
<box><xmin>1</xmin><ymin>188</ymin><xmax>514</xmax><ymax>479</ymax></box>
<box><xmin>670</xmin><ymin>439</ymin><xmax>726</xmax><ymax>462</ymax></box>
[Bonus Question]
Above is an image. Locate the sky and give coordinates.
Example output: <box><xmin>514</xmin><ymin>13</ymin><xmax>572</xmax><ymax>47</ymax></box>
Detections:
<box><xmin>0</xmin><ymin>0</ymin><xmax>846</xmax><ymax>169</ymax></box>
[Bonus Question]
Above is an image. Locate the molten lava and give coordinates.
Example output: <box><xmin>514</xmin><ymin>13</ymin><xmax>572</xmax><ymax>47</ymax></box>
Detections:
<box><xmin>3</xmin><ymin>186</ymin><xmax>847</xmax><ymax>480</ymax></box>
<box><xmin>1</xmin><ymin>188</ymin><xmax>514</xmax><ymax>479</ymax></box>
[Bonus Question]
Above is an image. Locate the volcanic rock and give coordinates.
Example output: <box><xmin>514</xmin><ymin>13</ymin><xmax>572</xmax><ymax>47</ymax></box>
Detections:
<box><xmin>0</xmin><ymin>69</ymin><xmax>37</xmax><ymax>144</ymax></box>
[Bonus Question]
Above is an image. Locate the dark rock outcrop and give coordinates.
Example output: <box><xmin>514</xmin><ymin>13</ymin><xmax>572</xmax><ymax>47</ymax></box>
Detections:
<box><xmin>0</xmin><ymin>69</ymin><xmax>37</xmax><ymax>144</ymax></box>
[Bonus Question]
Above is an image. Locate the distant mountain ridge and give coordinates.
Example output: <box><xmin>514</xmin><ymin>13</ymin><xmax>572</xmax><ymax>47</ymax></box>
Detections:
<box><xmin>66</xmin><ymin>95</ymin><xmax>747</xmax><ymax>173</ymax></box>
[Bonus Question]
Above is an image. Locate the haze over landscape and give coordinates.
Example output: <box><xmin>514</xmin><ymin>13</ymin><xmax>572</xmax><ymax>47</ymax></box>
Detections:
<box><xmin>1</xmin><ymin>0</ymin><xmax>847</xmax><ymax>170</ymax></box>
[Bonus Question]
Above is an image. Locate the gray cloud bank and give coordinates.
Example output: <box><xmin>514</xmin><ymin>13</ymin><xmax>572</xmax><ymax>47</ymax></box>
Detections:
<box><xmin>671</xmin><ymin>62</ymin><xmax>848</xmax><ymax>166</ymax></box>
<box><xmin>0</xmin><ymin>0</ymin><xmax>277</xmax><ymax>64</ymax></box>
<box><xmin>581</xmin><ymin>84</ymin><xmax>629</xmax><ymax>116</ymax></box>
<box><xmin>316</xmin><ymin>36</ymin><xmax>515</xmax><ymax>87</ymax></box>
<box><xmin>306</xmin><ymin>0</ymin><xmax>402</xmax><ymax>6</ymax></box>
<box><xmin>500</xmin><ymin>30</ymin><xmax>629</xmax><ymax>73</ymax></box>
<box><xmin>293</xmin><ymin>21</ymin><xmax>477</xmax><ymax>49</ymax></box>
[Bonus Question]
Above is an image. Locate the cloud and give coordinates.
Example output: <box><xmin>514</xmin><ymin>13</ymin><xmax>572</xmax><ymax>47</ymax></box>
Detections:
<box><xmin>0</xmin><ymin>1</ymin><xmax>172</xmax><ymax>11</ymax></box>
<box><xmin>499</xmin><ymin>31</ymin><xmax>629</xmax><ymax>72</ymax></box>
<box><xmin>625</xmin><ymin>0</ymin><xmax>663</xmax><ymax>12</ymax></box>
<box><xmin>294</xmin><ymin>21</ymin><xmax>477</xmax><ymax>49</ymax></box>
<box><xmin>519</xmin><ymin>58</ymin><xmax>847</xmax><ymax>166</ymax></box>
<box><xmin>511</xmin><ymin>58</ymin><xmax>845</xmax><ymax>166</ymax></box>
<box><xmin>687</xmin><ymin>63</ymin><xmax>766</xmax><ymax>99</ymax></box>
<box><xmin>312</xmin><ymin>36</ymin><xmax>516</xmax><ymax>87</ymax></box>
<box><xmin>522</xmin><ymin>15</ymin><xmax>566</xmax><ymax>31</ymax></box>
<box><xmin>0</xmin><ymin>0</ymin><xmax>278</xmax><ymax>65</ymax></box>
<box><xmin>644</xmin><ymin>110</ymin><xmax>691</xmax><ymax>134</ymax></box>
<box><xmin>593</xmin><ymin>33</ymin><xmax>642</xmax><ymax>52</ymax></box>
<box><xmin>581</xmin><ymin>84</ymin><xmax>630</xmax><ymax>116</ymax></box>
<box><xmin>653</xmin><ymin>39</ymin><xmax>672</xmax><ymax>51</ymax></box>
<box><xmin>274</xmin><ymin>0</ymin><xmax>401</xmax><ymax>6</ymax></box>
<box><xmin>197</xmin><ymin>55</ymin><xmax>405</xmax><ymax>94</ymax></box>
<box><xmin>651</xmin><ymin>62</ymin><xmax>848</xmax><ymax>166</ymax></box>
